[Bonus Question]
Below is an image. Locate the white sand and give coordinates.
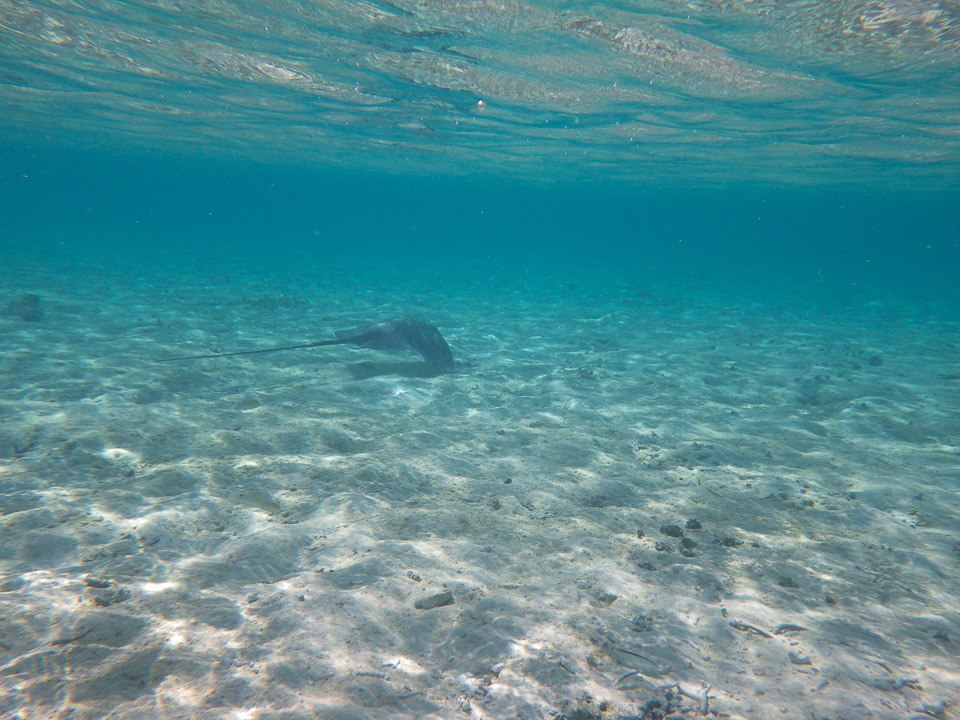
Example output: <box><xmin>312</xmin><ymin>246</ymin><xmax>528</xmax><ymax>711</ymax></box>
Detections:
<box><xmin>1</xmin><ymin>255</ymin><xmax>958</xmax><ymax>719</ymax></box>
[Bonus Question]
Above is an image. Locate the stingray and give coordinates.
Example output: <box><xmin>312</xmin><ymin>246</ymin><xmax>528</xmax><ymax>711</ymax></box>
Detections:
<box><xmin>156</xmin><ymin>315</ymin><xmax>455</xmax><ymax>373</ymax></box>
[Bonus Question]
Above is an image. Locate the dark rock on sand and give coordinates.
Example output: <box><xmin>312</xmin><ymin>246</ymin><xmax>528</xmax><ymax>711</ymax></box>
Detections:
<box><xmin>591</xmin><ymin>592</ymin><xmax>618</xmax><ymax>607</ymax></box>
<box><xmin>414</xmin><ymin>591</ymin><xmax>454</xmax><ymax>610</ymax></box>
<box><xmin>660</xmin><ymin>524</ymin><xmax>684</xmax><ymax>538</ymax></box>
<box><xmin>679</xmin><ymin>534</ymin><xmax>699</xmax><ymax>557</ymax></box>
<box><xmin>717</xmin><ymin>536</ymin><xmax>743</xmax><ymax>548</ymax></box>
<box><xmin>3</xmin><ymin>293</ymin><xmax>43</xmax><ymax>321</ymax></box>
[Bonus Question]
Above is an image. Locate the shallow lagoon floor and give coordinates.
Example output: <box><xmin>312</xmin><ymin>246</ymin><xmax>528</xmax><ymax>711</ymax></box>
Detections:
<box><xmin>1</xmin><ymin>253</ymin><xmax>958</xmax><ymax>720</ymax></box>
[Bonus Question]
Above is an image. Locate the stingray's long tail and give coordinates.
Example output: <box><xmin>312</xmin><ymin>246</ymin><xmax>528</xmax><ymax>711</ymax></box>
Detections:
<box><xmin>155</xmin><ymin>338</ymin><xmax>346</xmax><ymax>362</ymax></box>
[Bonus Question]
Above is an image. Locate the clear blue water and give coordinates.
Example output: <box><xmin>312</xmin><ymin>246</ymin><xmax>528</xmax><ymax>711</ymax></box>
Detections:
<box><xmin>3</xmin><ymin>146</ymin><xmax>960</xmax><ymax>294</ymax></box>
<box><xmin>2</xmin><ymin>0</ymin><xmax>960</xmax><ymax>286</ymax></box>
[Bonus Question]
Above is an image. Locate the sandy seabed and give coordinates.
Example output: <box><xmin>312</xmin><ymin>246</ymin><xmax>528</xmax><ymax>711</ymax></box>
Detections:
<box><xmin>1</xmin><ymin>254</ymin><xmax>958</xmax><ymax>720</ymax></box>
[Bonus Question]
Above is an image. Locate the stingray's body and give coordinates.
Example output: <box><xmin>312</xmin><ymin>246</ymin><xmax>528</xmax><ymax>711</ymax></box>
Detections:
<box><xmin>157</xmin><ymin>315</ymin><xmax>455</xmax><ymax>373</ymax></box>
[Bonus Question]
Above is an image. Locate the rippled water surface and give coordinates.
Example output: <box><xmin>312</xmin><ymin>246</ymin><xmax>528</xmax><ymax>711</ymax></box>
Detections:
<box><xmin>3</xmin><ymin>0</ymin><xmax>960</xmax><ymax>186</ymax></box>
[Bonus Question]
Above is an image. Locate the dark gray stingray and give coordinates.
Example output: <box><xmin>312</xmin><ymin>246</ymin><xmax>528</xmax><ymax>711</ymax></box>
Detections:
<box><xmin>156</xmin><ymin>315</ymin><xmax>455</xmax><ymax>373</ymax></box>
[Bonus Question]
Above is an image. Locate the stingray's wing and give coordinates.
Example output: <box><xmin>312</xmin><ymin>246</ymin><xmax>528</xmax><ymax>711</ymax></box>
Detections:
<box><xmin>335</xmin><ymin>316</ymin><xmax>455</xmax><ymax>372</ymax></box>
<box><xmin>157</xmin><ymin>315</ymin><xmax>454</xmax><ymax>372</ymax></box>
<box><xmin>405</xmin><ymin>321</ymin><xmax>455</xmax><ymax>373</ymax></box>
<box><xmin>334</xmin><ymin>317</ymin><xmax>413</xmax><ymax>352</ymax></box>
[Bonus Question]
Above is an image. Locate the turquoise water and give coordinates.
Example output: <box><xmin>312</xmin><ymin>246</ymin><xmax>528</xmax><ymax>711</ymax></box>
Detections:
<box><xmin>3</xmin><ymin>0</ymin><xmax>960</xmax><ymax>289</ymax></box>
<box><xmin>3</xmin><ymin>147</ymin><xmax>959</xmax><ymax>293</ymax></box>
<box><xmin>2</xmin><ymin>2</ymin><xmax>960</xmax><ymax>719</ymax></box>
